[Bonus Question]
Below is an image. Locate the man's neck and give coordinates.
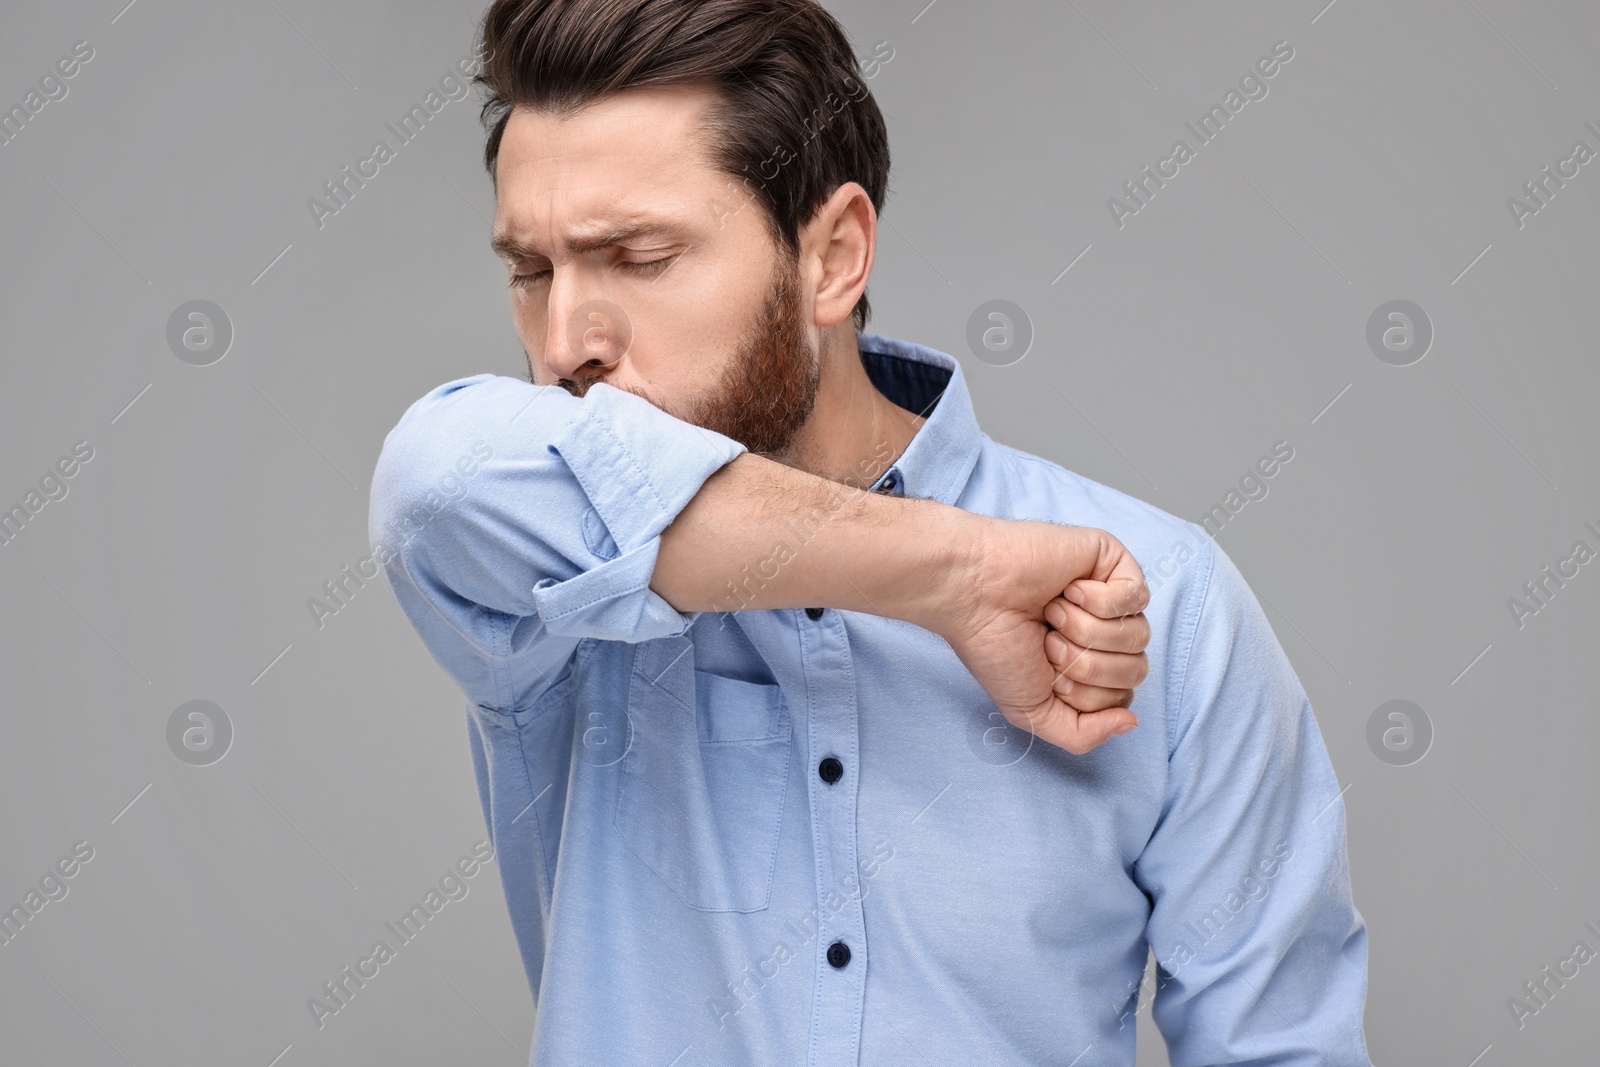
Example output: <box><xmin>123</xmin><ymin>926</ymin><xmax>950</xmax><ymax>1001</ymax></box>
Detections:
<box><xmin>774</xmin><ymin>332</ymin><xmax>925</xmax><ymax>489</ymax></box>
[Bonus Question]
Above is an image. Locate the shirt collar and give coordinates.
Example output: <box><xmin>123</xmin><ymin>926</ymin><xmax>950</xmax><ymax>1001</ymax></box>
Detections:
<box><xmin>854</xmin><ymin>333</ymin><xmax>983</xmax><ymax>506</ymax></box>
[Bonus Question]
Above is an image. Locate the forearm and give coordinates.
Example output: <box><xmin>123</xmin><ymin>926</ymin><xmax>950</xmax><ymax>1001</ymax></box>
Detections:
<box><xmin>652</xmin><ymin>451</ymin><xmax>976</xmax><ymax>631</ymax></box>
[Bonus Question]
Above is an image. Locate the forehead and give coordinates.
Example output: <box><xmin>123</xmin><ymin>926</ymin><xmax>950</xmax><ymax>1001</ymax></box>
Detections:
<box><xmin>492</xmin><ymin>84</ymin><xmax>726</xmax><ymax>243</ymax></box>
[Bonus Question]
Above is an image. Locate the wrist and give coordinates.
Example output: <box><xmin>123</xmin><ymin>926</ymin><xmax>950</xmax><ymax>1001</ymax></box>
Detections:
<box><xmin>883</xmin><ymin>499</ymin><xmax>986</xmax><ymax>636</ymax></box>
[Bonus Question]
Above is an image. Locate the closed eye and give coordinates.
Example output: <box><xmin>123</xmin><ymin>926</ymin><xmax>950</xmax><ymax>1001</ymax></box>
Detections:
<box><xmin>508</xmin><ymin>269</ymin><xmax>550</xmax><ymax>289</ymax></box>
<box><xmin>620</xmin><ymin>255</ymin><xmax>675</xmax><ymax>276</ymax></box>
<box><xmin>508</xmin><ymin>255</ymin><xmax>676</xmax><ymax>289</ymax></box>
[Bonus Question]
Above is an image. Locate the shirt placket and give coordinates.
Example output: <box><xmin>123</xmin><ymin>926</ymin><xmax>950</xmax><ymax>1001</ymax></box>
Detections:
<box><xmin>801</xmin><ymin>469</ymin><xmax>902</xmax><ymax>1067</ymax></box>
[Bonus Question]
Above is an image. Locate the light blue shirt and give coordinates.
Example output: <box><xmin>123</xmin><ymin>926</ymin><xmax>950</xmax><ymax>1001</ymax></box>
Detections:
<box><xmin>369</xmin><ymin>333</ymin><xmax>1372</xmax><ymax>1066</ymax></box>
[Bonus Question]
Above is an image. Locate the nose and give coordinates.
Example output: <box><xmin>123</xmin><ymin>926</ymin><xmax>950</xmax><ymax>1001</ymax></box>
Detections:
<box><xmin>543</xmin><ymin>274</ymin><xmax>633</xmax><ymax>385</ymax></box>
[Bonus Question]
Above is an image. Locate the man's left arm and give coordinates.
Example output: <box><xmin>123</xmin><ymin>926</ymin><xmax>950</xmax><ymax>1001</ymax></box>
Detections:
<box><xmin>1133</xmin><ymin>535</ymin><xmax>1373</xmax><ymax>1066</ymax></box>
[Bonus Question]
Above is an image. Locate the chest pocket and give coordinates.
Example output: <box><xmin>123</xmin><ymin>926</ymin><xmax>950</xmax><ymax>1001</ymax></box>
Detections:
<box><xmin>614</xmin><ymin>635</ymin><xmax>791</xmax><ymax>913</ymax></box>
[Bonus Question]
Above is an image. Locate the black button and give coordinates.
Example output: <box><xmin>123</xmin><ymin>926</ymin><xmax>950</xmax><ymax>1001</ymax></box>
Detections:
<box><xmin>880</xmin><ymin>474</ymin><xmax>897</xmax><ymax>492</ymax></box>
<box><xmin>818</xmin><ymin>756</ymin><xmax>843</xmax><ymax>784</ymax></box>
<box><xmin>805</xmin><ymin>606</ymin><xmax>825</xmax><ymax>620</ymax></box>
<box><xmin>826</xmin><ymin>940</ymin><xmax>851</xmax><ymax>968</ymax></box>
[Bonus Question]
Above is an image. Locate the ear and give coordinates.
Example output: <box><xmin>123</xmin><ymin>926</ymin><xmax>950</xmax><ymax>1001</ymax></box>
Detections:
<box><xmin>799</xmin><ymin>182</ymin><xmax>875</xmax><ymax>328</ymax></box>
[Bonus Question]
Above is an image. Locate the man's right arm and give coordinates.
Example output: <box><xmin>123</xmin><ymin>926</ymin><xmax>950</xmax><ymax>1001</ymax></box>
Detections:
<box><xmin>370</xmin><ymin>375</ymin><xmax>1148</xmax><ymax>751</ymax></box>
<box><xmin>371</xmin><ymin>374</ymin><xmax>966</xmax><ymax>668</ymax></box>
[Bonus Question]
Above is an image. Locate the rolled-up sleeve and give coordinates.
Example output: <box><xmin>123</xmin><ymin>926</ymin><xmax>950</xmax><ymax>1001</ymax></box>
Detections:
<box><xmin>368</xmin><ymin>374</ymin><xmax>746</xmax><ymax>701</ymax></box>
<box><xmin>1134</xmin><ymin>536</ymin><xmax>1373</xmax><ymax>1066</ymax></box>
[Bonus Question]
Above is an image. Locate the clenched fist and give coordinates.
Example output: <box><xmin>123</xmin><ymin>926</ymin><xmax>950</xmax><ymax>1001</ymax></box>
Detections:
<box><xmin>933</xmin><ymin>517</ymin><xmax>1150</xmax><ymax>756</ymax></box>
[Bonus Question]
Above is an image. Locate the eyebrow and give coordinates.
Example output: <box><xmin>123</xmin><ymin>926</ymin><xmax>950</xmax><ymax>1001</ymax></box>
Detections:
<box><xmin>490</xmin><ymin>220</ymin><xmax>691</xmax><ymax>260</ymax></box>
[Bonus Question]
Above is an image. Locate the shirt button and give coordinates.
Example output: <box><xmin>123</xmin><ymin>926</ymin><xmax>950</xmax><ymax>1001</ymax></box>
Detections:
<box><xmin>805</xmin><ymin>606</ymin><xmax>825</xmax><ymax>620</ymax></box>
<box><xmin>881</xmin><ymin>474</ymin><xmax>898</xmax><ymax>493</ymax></box>
<box><xmin>817</xmin><ymin>756</ymin><xmax>843</xmax><ymax>784</ymax></box>
<box><xmin>826</xmin><ymin>940</ymin><xmax>851</xmax><ymax>969</ymax></box>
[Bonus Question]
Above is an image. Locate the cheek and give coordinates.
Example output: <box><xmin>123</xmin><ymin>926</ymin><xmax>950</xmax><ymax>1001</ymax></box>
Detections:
<box><xmin>623</xmin><ymin>275</ymin><xmax>768</xmax><ymax>390</ymax></box>
<box><xmin>613</xmin><ymin>335</ymin><xmax>719</xmax><ymax>404</ymax></box>
<box><xmin>509</xmin><ymin>287</ymin><xmax>547</xmax><ymax>333</ymax></box>
<box><xmin>508</xmin><ymin>292</ymin><xmax>543</xmax><ymax>354</ymax></box>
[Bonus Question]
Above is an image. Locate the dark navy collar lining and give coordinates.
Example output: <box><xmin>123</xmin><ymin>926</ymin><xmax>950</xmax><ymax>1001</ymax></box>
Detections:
<box><xmin>859</xmin><ymin>343</ymin><xmax>951</xmax><ymax>421</ymax></box>
<box><xmin>851</xmin><ymin>333</ymin><xmax>983</xmax><ymax>506</ymax></box>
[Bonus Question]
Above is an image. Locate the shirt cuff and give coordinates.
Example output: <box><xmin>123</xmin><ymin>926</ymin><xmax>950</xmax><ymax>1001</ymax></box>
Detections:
<box><xmin>531</xmin><ymin>383</ymin><xmax>745</xmax><ymax>640</ymax></box>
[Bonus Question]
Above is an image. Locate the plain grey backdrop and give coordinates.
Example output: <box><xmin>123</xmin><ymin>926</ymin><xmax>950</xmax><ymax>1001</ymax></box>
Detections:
<box><xmin>3</xmin><ymin>0</ymin><xmax>1598</xmax><ymax>1063</ymax></box>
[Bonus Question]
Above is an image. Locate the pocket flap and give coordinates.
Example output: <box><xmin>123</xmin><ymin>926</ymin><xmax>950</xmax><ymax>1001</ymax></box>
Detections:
<box><xmin>695</xmin><ymin>671</ymin><xmax>785</xmax><ymax>743</ymax></box>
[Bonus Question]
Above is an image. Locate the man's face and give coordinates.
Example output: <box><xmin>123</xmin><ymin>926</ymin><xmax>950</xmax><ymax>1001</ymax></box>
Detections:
<box><xmin>491</xmin><ymin>84</ymin><xmax>819</xmax><ymax>456</ymax></box>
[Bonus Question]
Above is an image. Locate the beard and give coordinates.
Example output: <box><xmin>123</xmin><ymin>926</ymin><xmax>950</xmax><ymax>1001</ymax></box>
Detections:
<box><xmin>678</xmin><ymin>248</ymin><xmax>819</xmax><ymax>457</ymax></box>
<box><xmin>560</xmin><ymin>248</ymin><xmax>820</xmax><ymax>458</ymax></box>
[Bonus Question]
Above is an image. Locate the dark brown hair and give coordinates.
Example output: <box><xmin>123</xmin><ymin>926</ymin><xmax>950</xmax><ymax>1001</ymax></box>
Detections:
<box><xmin>472</xmin><ymin>0</ymin><xmax>890</xmax><ymax>331</ymax></box>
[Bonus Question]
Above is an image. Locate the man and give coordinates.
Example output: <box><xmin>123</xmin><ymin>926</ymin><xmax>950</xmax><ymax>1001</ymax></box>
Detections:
<box><xmin>368</xmin><ymin>1</ymin><xmax>1372</xmax><ymax>1064</ymax></box>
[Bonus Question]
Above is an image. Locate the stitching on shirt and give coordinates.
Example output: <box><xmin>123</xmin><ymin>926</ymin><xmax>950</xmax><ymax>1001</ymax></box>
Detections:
<box><xmin>506</xmin><ymin>689</ymin><xmax>556</xmax><ymax>906</ymax></box>
<box><xmin>509</xmin><ymin>617</ymin><xmax>583</xmax><ymax>715</ymax></box>
<box><xmin>493</xmin><ymin>603</ymin><xmax>514</xmax><ymax>658</ymax></box>
<box><xmin>574</xmin><ymin>409</ymin><xmax>671</xmax><ymax>531</ymax></box>
<box><xmin>538</xmin><ymin>558</ymin><xmax>656</xmax><ymax>620</ymax></box>
<box><xmin>751</xmin><ymin>695</ymin><xmax>791</xmax><ymax>910</ymax></box>
<box><xmin>633</xmin><ymin>637</ymin><xmax>694</xmax><ymax>716</ymax></box>
<box><xmin>795</xmin><ymin>609</ymin><xmax>833</xmax><ymax>1059</ymax></box>
<box><xmin>505</xmin><ymin>641</ymin><xmax>582</xmax><ymax>718</ymax></box>
<box><xmin>836</xmin><ymin>613</ymin><xmax>865</xmax><ymax>1050</ymax></box>
<box><xmin>488</xmin><ymin>611</ymin><xmax>512</xmax><ymax>710</ymax></box>
<box><xmin>1166</xmin><ymin>531</ymin><xmax>1217</xmax><ymax>757</ymax></box>
<box><xmin>499</xmin><ymin>653</ymin><xmax>586</xmax><ymax>907</ymax></box>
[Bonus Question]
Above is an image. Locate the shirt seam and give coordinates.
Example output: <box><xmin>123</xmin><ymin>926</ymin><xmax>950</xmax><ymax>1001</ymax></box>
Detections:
<box><xmin>1166</xmin><ymin>531</ymin><xmax>1218</xmax><ymax>757</ymax></box>
<box><xmin>491</xmin><ymin>607</ymin><xmax>513</xmax><ymax>689</ymax></box>
<box><xmin>506</xmin><ymin>684</ymin><xmax>556</xmax><ymax>906</ymax></box>
<box><xmin>566</xmin><ymin>404</ymin><xmax>673</xmax><ymax>540</ymax></box>
<box><xmin>535</xmin><ymin>545</ymin><xmax>662</xmax><ymax>622</ymax></box>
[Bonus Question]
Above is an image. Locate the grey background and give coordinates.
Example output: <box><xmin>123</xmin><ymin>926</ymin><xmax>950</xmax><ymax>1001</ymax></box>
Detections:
<box><xmin>2</xmin><ymin>0</ymin><xmax>1596</xmax><ymax>1063</ymax></box>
